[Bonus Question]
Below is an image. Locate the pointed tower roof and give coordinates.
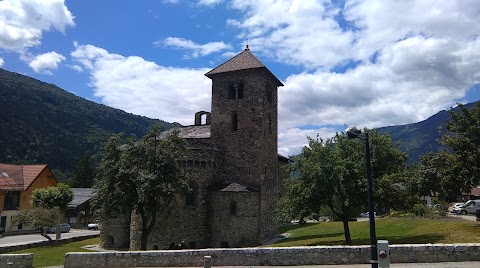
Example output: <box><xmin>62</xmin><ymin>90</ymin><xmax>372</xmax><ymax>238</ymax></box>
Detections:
<box><xmin>205</xmin><ymin>46</ymin><xmax>283</xmax><ymax>86</ymax></box>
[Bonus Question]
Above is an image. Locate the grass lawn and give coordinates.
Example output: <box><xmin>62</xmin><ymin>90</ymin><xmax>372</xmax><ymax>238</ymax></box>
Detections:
<box><xmin>7</xmin><ymin>237</ymin><xmax>100</xmax><ymax>268</ymax></box>
<box><xmin>272</xmin><ymin>217</ymin><xmax>480</xmax><ymax>247</ymax></box>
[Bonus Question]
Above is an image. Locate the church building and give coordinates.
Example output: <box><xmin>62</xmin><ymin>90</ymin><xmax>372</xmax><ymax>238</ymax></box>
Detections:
<box><xmin>100</xmin><ymin>46</ymin><xmax>288</xmax><ymax>249</ymax></box>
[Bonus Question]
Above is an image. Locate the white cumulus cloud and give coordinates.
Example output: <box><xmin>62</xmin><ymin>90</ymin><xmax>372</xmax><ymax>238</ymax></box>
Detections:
<box><xmin>71</xmin><ymin>44</ymin><xmax>212</xmax><ymax>125</ymax></box>
<box><xmin>159</xmin><ymin>37</ymin><xmax>232</xmax><ymax>58</ymax></box>
<box><xmin>28</xmin><ymin>51</ymin><xmax>66</xmax><ymax>74</ymax></box>
<box><xmin>0</xmin><ymin>0</ymin><xmax>74</xmax><ymax>50</ymax></box>
<box><xmin>222</xmin><ymin>0</ymin><xmax>480</xmax><ymax>155</ymax></box>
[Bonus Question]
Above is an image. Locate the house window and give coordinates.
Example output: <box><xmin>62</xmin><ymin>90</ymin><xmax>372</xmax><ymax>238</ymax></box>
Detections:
<box><xmin>231</xmin><ymin>112</ymin><xmax>238</xmax><ymax>131</ymax></box>
<box><xmin>228</xmin><ymin>83</ymin><xmax>243</xmax><ymax>99</ymax></box>
<box><xmin>3</xmin><ymin>191</ymin><xmax>20</xmax><ymax>210</ymax></box>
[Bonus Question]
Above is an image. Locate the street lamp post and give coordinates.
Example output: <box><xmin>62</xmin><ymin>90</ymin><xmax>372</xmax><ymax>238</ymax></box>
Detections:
<box><xmin>346</xmin><ymin>127</ymin><xmax>378</xmax><ymax>268</ymax></box>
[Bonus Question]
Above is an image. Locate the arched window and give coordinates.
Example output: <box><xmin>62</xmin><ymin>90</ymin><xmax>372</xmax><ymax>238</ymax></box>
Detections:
<box><xmin>186</xmin><ymin>182</ymin><xmax>197</xmax><ymax>206</ymax></box>
<box><xmin>231</xmin><ymin>112</ymin><xmax>238</xmax><ymax>131</ymax></box>
<box><xmin>228</xmin><ymin>83</ymin><xmax>243</xmax><ymax>99</ymax></box>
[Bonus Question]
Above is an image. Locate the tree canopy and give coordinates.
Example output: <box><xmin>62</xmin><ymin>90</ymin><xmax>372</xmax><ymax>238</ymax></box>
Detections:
<box><xmin>93</xmin><ymin>126</ymin><xmax>189</xmax><ymax>250</ymax></box>
<box><xmin>11</xmin><ymin>183</ymin><xmax>73</xmax><ymax>240</ymax></box>
<box><xmin>410</xmin><ymin>102</ymin><xmax>480</xmax><ymax>203</ymax></box>
<box><xmin>279</xmin><ymin>130</ymin><xmax>409</xmax><ymax>244</ymax></box>
<box><xmin>444</xmin><ymin>102</ymin><xmax>480</xmax><ymax>189</ymax></box>
<box><xmin>72</xmin><ymin>154</ymin><xmax>95</xmax><ymax>187</ymax></box>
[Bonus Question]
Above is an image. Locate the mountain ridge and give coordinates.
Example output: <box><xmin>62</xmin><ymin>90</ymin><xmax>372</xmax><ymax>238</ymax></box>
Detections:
<box><xmin>0</xmin><ymin>68</ymin><xmax>176</xmax><ymax>178</ymax></box>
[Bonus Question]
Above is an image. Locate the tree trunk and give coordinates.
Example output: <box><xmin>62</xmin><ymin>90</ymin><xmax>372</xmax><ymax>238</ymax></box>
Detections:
<box><xmin>342</xmin><ymin>218</ymin><xmax>352</xmax><ymax>244</ymax></box>
<box><xmin>39</xmin><ymin>227</ymin><xmax>52</xmax><ymax>241</ymax></box>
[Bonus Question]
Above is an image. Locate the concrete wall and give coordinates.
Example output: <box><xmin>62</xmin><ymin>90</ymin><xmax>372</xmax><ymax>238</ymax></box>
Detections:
<box><xmin>64</xmin><ymin>243</ymin><xmax>480</xmax><ymax>268</ymax></box>
<box><xmin>0</xmin><ymin>254</ymin><xmax>33</xmax><ymax>268</ymax></box>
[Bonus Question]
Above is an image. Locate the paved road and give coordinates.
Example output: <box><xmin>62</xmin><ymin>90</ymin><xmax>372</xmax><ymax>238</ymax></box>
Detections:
<box><xmin>0</xmin><ymin>228</ymin><xmax>99</xmax><ymax>247</ymax></box>
<box><xmin>156</xmin><ymin>262</ymin><xmax>480</xmax><ymax>268</ymax></box>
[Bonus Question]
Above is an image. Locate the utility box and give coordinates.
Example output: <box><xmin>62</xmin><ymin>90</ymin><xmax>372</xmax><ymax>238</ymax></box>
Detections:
<box><xmin>377</xmin><ymin>240</ymin><xmax>390</xmax><ymax>268</ymax></box>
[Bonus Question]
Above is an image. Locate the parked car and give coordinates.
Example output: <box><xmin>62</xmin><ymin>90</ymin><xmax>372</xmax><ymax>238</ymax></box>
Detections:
<box><xmin>47</xmin><ymin>223</ymin><xmax>71</xmax><ymax>233</ymax></box>
<box><xmin>360</xmin><ymin>211</ymin><xmax>377</xmax><ymax>218</ymax></box>
<box><xmin>448</xmin><ymin>202</ymin><xmax>464</xmax><ymax>213</ymax></box>
<box><xmin>87</xmin><ymin>222</ymin><xmax>100</xmax><ymax>230</ymax></box>
<box><xmin>456</xmin><ymin>200</ymin><xmax>480</xmax><ymax>215</ymax></box>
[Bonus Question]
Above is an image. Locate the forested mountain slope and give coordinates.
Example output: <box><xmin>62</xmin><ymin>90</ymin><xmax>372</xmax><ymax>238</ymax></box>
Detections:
<box><xmin>0</xmin><ymin>68</ymin><xmax>176</xmax><ymax>177</ymax></box>
<box><xmin>378</xmin><ymin>101</ymin><xmax>477</xmax><ymax>164</ymax></box>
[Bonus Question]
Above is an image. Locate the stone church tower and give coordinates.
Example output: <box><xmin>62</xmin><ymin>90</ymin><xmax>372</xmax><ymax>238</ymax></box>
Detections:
<box><xmin>100</xmin><ymin>47</ymin><xmax>288</xmax><ymax>249</ymax></box>
<box><xmin>205</xmin><ymin>46</ymin><xmax>284</xmax><ymax>241</ymax></box>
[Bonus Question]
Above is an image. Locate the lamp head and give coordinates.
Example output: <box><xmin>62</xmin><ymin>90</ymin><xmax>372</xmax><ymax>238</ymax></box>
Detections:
<box><xmin>345</xmin><ymin>127</ymin><xmax>362</xmax><ymax>139</ymax></box>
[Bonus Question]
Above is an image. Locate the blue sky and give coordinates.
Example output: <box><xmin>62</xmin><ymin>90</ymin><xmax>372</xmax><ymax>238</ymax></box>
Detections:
<box><xmin>1</xmin><ymin>0</ymin><xmax>480</xmax><ymax>156</ymax></box>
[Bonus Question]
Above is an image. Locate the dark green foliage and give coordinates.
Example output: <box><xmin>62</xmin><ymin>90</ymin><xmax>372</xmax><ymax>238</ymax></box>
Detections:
<box><xmin>0</xmin><ymin>68</ymin><xmax>176</xmax><ymax>175</ymax></box>
<box><xmin>93</xmin><ymin>126</ymin><xmax>189</xmax><ymax>250</ymax></box>
<box><xmin>11</xmin><ymin>207</ymin><xmax>61</xmax><ymax>241</ymax></box>
<box><xmin>444</xmin><ymin>102</ymin><xmax>480</xmax><ymax>188</ymax></box>
<box><xmin>72</xmin><ymin>155</ymin><xmax>95</xmax><ymax>187</ymax></box>
<box><xmin>12</xmin><ymin>183</ymin><xmax>72</xmax><ymax>241</ymax></box>
<box><xmin>280</xmin><ymin>130</ymin><xmax>409</xmax><ymax>244</ymax></box>
<box><xmin>31</xmin><ymin>183</ymin><xmax>73</xmax><ymax>210</ymax></box>
<box><xmin>402</xmin><ymin>103</ymin><xmax>480</xmax><ymax>203</ymax></box>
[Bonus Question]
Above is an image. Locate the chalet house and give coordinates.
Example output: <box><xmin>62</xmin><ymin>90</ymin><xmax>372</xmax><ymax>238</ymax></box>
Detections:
<box><xmin>0</xmin><ymin>164</ymin><xmax>58</xmax><ymax>231</ymax></box>
<box><xmin>66</xmin><ymin>188</ymin><xmax>95</xmax><ymax>228</ymax></box>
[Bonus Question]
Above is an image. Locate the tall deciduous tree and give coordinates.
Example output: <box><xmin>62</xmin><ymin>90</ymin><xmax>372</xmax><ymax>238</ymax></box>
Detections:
<box><xmin>93</xmin><ymin>126</ymin><xmax>189</xmax><ymax>250</ymax></box>
<box><xmin>281</xmin><ymin>130</ymin><xmax>407</xmax><ymax>244</ymax></box>
<box><xmin>11</xmin><ymin>183</ymin><xmax>73</xmax><ymax>240</ymax></box>
<box><xmin>444</xmin><ymin>102</ymin><xmax>480</xmax><ymax>189</ymax></box>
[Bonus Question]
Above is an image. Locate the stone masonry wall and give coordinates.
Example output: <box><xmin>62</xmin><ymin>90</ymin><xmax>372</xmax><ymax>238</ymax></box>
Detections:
<box><xmin>129</xmin><ymin>140</ymin><xmax>218</xmax><ymax>250</ymax></box>
<box><xmin>209</xmin><ymin>191</ymin><xmax>260</xmax><ymax>248</ymax></box>
<box><xmin>0</xmin><ymin>254</ymin><xmax>33</xmax><ymax>268</ymax></box>
<box><xmin>64</xmin><ymin>244</ymin><xmax>480</xmax><ymax>268</ymax></box>
<box><xmin>209</xmin><ymin>68</ymin><xmax>280</xmax><ymax>243</ymax></box>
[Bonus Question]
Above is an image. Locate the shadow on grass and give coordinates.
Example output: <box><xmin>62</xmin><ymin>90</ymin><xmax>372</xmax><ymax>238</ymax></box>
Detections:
<box><xmin>327</xmin><ymin>233</ymin><xmax>447</xmax><ymax>246</ymax></box>
<box><xmin>276</xmin><ymin>231</ymin><xmax>345</xmax><ymax>245</ymax></box>
<box><xmin>276</xmin><ymin>233</ymin><xmax>447</xmax><ymax>246</ymax></box>
<box><xmin>278</xmin><ymin>222</ymin><xmax>320</xmax><ymax>233</ymax></box>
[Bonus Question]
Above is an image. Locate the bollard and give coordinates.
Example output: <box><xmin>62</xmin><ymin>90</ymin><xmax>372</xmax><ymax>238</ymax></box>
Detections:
<box><xmin>377</xmin><ymin>240</ymin><xmax>390</xmax><ymax>268</ymax></box>
<box><xmin>204</xmin><ymin>255</ymin><xmax>212</xmax><ymax>268</ymax></box>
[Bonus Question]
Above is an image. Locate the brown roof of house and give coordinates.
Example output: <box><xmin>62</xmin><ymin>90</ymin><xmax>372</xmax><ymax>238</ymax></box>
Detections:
<box><xmin>0</xmin><ymin>164</ymin><xmax>49</xmax><ymax>191</ymax></box>
<box><xmin>205</xmin><ymin>47</ymin><xmax>284</xmax><ymax>86</ymax></box>
<box><xmin>469</xmin><ymin>186</ymin><xmax>480</xmax><ymax>197</ymax></box>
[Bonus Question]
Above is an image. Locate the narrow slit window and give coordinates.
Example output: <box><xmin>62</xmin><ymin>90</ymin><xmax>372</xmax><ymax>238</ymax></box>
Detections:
<box><xmin>230</xmin><ymin>200</ymin><xmax>237</xmax><ymax>215</ymax></box>
<box><xmin>232</xmin><ymin>112</ymin><xmax>238</xmax><ymax>131</ymax></box>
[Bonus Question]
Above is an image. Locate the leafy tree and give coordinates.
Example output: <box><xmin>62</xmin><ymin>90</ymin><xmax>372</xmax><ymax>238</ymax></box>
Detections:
<box><xmin>11</xmin><ymin>183</ymin><xmax>73</xmax><ymax>240</ymax></box>
<box><xmin>282</xmin><ymin>130</ymin><xmax>407</xmax><ymax>244</ymax></box>
<box><xmin>410</xmin><ymin>151</ymin><xmax>462</xmax><ymax>202</ymax></box>
<box><xmin>444</xmin><ymin>102</ymin><xmax>480</xmax><ymax>189</ymax></box>
<box><xmin>93</xmin><ymin>126</ymin><xmax>189</xmax><ymax>250</ymax></box>
<box><xmin>11</xmin><ymin>207</ymin><xmax>61</xmax><ymax>241</ymax></box>
<box><xmin>30</xmin><ymin>183</ymin><xmax>74</xmax><ymax>210</ymax></box>
<box><xmin>72</xmin><ymin>154</ymin><xmax>95</xmax><ymax>187</ymax></box>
